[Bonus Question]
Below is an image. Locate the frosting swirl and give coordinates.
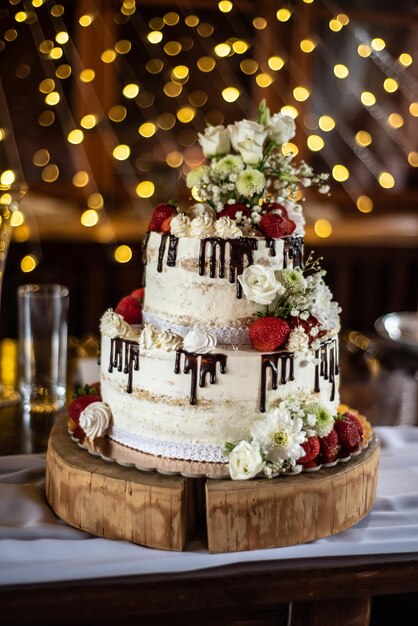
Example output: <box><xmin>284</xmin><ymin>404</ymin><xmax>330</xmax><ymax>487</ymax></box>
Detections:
<box><xmin>183</xmin><ymin>202</ymin><xmax>217</xmax><ymax>221</ymax></box>
<box><xmin>214</xmin><ymin>216</ymin><xmax>243</xmax><ymax>239</ymax></box>
<box><xmin>183</xmin><ymin>324</ymin><xmax>217</xmax><ymax>354</ymax></box>
<box><xmin>100</xmin><ymin>309</ymin><xmax>137</xmax><ymax>339</ymax></box>
<box><xmin>79</xmin><ymin>402</ymin><xmax>111</xmax><ymax>439</ymax></box>
<box><xmin>156</xmin><ymin>330</ymin><xmax>183</xmax><ymax>351</ymax></box>
<box><xmin>170</xmin><ymin>213</ymin><xmax>191</xmax><ymax>238</ymax></box>
<box><xmin>190</xmin><ymin>215</ymin><xmax>215</xmax><ymax>238</ymax></box>
<box><xmin>287</xmin><ymin>327</ymin><xmax>310</xmax><ymax>353</ymax></box>
<box><xmin>139</xmin><ymin>323</ymin><xmax>159</xmax><ymax>350</ymax></box>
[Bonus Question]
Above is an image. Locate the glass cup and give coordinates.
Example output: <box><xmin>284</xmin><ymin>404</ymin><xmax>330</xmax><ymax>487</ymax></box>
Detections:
<box><xmin>18</xmin><ymin>284</ymin><xmax>69</xmax><ymax>413</ymax></box>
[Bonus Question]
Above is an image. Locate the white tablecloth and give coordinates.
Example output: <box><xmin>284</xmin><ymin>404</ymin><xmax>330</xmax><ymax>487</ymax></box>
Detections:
<box><xmin>1</xmin><ymin>426</ymin><xmax>418</xmax><ymax>586</ymax></box>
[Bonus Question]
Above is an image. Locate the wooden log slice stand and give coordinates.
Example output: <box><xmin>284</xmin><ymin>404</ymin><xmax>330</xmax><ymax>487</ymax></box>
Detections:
<box><xmin>46</xmin><ymin>415</ymin><xmax>380</xmax><ymax>553</ymax></box>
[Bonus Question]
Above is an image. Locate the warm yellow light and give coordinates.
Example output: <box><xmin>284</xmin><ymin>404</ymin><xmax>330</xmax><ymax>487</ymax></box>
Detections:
<box><xmin>108</xmin><ymin>105</ymin><xmax>127</xmax><ymax>122</ymax></box>
<box><xmin>197</xmin><ymin>56</ymin><xmax>216</xmax><ymax>72</ymax></box>
<box><xmin>0</xmin><ymin>194</ymin><xmax>11</xmax><ymax>206</ymax></box>
<box><xmin>123</xmin><ymin>84</ymin><xmax>139</xmax><ymax>99</ymax></box>
<box><xmin>49</xmin><ymin>47</ymin><xmax>63</xmax><ymax>60</ymax></box>
<box><xmin>72</xmin><ymin>171</ymin><xmax>89</xmax><ymax>187</ymax></box>
<box><xmin>87</xmin><ymin>193</ymin><xmax>104</xmax><ymax>209</ymax></box>
<box><xmin>378</xmin><ymin>172</ymin><xmax>395</xmax><ymax>188</ymax></box>
<box><xmin>5</xmin><ymin>29</ymin><xmax>17</xmax><ymax>42</ymax></box>
<box><xmin>388</xmin><ymin>113</ymin><xmax>404</xmax><ymax>128</ymax></box>
<box><xmin>318</xmin><ymin>115</ymin><xmax>335</xmax><ymax>131</ymax></box>
<box><xmin>214</xmin><ymin>43</ymin><xmax>231</xmax><ymax>57</ymax></box>
<box><xmin>177</xmin><ymin>107</ymin><xmax>196</xmax><ymax>123</ymax></box>
<box><xmin>408</xmin><ymin>152</ymin><xmax>418</xmax><ymax>167</ymax></box>
<box><xmin>21</xmin><ymin>255</ymin><xmax>37</xmax><ymax>273</ymax></box>
<box><xmin>218</xmin><ymin>1</ymin><xmax>233</xmax><ymax>13</ymax></box>
<box><xmin>232</xmin><ymin>40</ymin><xmax>248</xmax><ymax>54</ymax></box>
<box><xmin>398</xmin><ymin>53</ymin><xmax>413</xmax><ymax>67</ymax></box>
<box><xmin>45</xmin><ymin>92</ymin><xmax>60</xmax><ymax>106</ymax></box>
<box><xmin>355</xmin><ymin>130</ymin><xmax>372</xmax><ymax>146</ymax></box>
<box><xmin>80</xmin><ymin>114</ymin><xmax>97</xmax><ymax>129</ymax></box>
<box><xmin>166</xmin><ymin>151</ymin><xmax>184</xmax><ymax>168</ymax></box>
<box><xmin>256</xmin><ymin>73</ymin><xmax>273</xmax><ymax>88</ymax></box>
<box><xmin>268</xmin><ymin>56</ymin><xmax>284</xmax><ymax>71</ymax></box>
<box><xmin>39</xmin><ymin>78</ymin><xmax>55</xmax><ymax>93</ymax></box>
<box><xmin>383</xmin><ymin>78</ymin><xmax>398</xmax><ymax>93</ymax></box>
<box><xmin>185</xmin><ymin>15</ymin><xmax>199</xmax><ymax>27</ymax></box>
<box><xmin>112</xmin><ymin>145</ymin><xmax>130</xmax><ymax>160</ymax></box>
<box><xmin>293</xmin><ymin>86</ymin><xmax>310</xmax><ymax>101</ymax></box>
<box><xmin>197</xmin><ymin>23</ymin><xmax>214</xmax><ymax>37</ymax></box>
<box><xmin>164</xmin><ymin>82</ymin><xmax>182</xmax><ymax>97</ymax></box>
<box><xmin>55</xmin><ymin>31</ymin><xmax>69</xmax><ymax>45</ymax></box>
<box><xmin>336</xmin><ymin>13</ymin><xmax>349</xmax><ymax>25</ymax></box>
<box><xmin>15</xmin><ymin>11</ymin><xmax>27</xmax><ymax>23</ymax></box>
<box><xmin>157</xmin><ymin>113</ymin><xmax>176</xmax><ymax>130</ymax></box>
<box><xmin>282</xmin><ymin>143</ymin><xmax>299</xmax><ymax>156</ymax></box>
<box><xmin>300</xmin><ymin>39</ymin><xmax>316</xmax><ymax>53</ymax></box>
<box><xmin>356</xmin><ymin>196</ymin><xmax>374</xmax><ymax>213</ymax></box>
<box><xmin>222</xmin><ymin>87</ymin><xmax>240</xmax><ymax>102</ymax></box>
<box><xmin>361</xmin><ymin>91</ymin><xmax>376</xmax><ymax>106</ymax></box>
<box><xmin>115</xmin><ymin>40</ymin><xmax>131</xmax><ymax>54</ymax></box>
<box><xmin>13</xmin><ymin>224</ymin><xmax>30</xmax><ymax>243</ymax></box>
<box><xmin>138</xmin><ymin>122</ymin><xmax>156</xmax><ymax>138</ymax></box>
<box><xmin>0</xmin><ymin>170</ymin><xmax>16</xmax><ymax>186</ymax></box>
<box><xmin>329</xmin><ymin>19</ymin><xmax>343</xmax><ymax>32</ymax></box>
<box><xmin>277</xmin><ymin>9</ymin><xmax>292</xmax><ymax>22</ymax></box>
<box><xmin>101</xmin><ymin>49</ymin><xmax>117</xmax><ymax>63</ymax></box>
<box><xmin>409</xmin><ymin>102</ymin><xmax>418</xmax><ymax>117</ymax></box>
<box><xmin>81</xmin><ymin>209</ymin><xmax>99</xmax><ymax>227</ymax></box>
<box><xmin>332</xmin><ymin>164</ymin><xmax>349</xmax><ymax>182</ymax></box>
<box><xmin>136</xmin><ymin>181</ymin><xmax>155</xmax><ymax>198</ymax></box>
<box><xmin>240</xmin><ymin>59</ymin><xmax>258</xmax><ymax>74</ymax></box>
<box><xmin>41</xmin><ymin>164</ymin><xmax>59</xmax><ymax>182</ymax></box>
<box><xmin>67</xmin><ymin>129</ymin><xmax>84</xmax><ymax>144</ymax></box>
<box><xmin>357</xmin><ymin>44</ymin><xmax>371</xmax><ymax>58</ymax></box>
<box><xmin>371</xmin><ymin>38</ymin><xmax>385</xmax><ymax>51</ymax></box>
<box><xmin>172</xmin><ymin>65</ymin><xmax>189</xmax><ymax>79</ymax></box>
<box><xmin>38</xmin><ymin>111</ymin><xmax>55</xmax><ymax>126</ymax></box>
<box><xmin>50</xmin><ymin>4</ymin><xmax>64</xmax><ymax>17</ymax></box>
<box><xmin>307</xmin><ymin>135</ymin><xmax>324</xmax><ymax>151</ymax></box>
<box><xmin>114</xmin><ymin>245</ymin><xmax>132</xmax><ymax>264</ymax></box>
<box><xmin>253</xmin><ymin>17</ymin><xmax>267</xmax><ymax>30</ymax></box>
<box><xmin>10</xmin><ymin>210</ymin><xmax>24</xmax><ymax>227</ymax></box>
<box><xmin>32</xmin><ymin>149</ymin><xmax>50</xmax><ymax>166</ymax></box>
<box><xmin>281</xmin><ymin>105</ymin><xmax>298</xmax><ymax>119</ymax></box>
<box><xmin>334</xmin><ymin>64</ymin><xmax>349</xmax><ymax>79</ymax></box>
<box><xmin>79</xmin><ymin>14</ymin><xmax>94</xmax><ymax>27</ymax></box>
<box><xmin>314</xmin><ymin>219</ymin><xmax>333</xmax><ymax>238</ymax></box>
<box><xmin>80</xmin><ymin>69</ymin><xmax>95</xmax><ymax>83</ymax></box>
<box><xmin>164</xmin><ymin>41</ymin><xmax>182</xmax><ymax>56</ymax></box>
<box><xmin>148</xmin><ymin>31</ymin><xmax>163</xmax><ymax>44</ymax></box>
<box><xmin>39</xmin><ymin>40</ymin><xmax>54</xmax><ymax>54</ymax></box>
<box><xmin>56</xmin><ymin>64</ymin><xmax>71</xmax><ymax>79</ymax></box>
<box><xmin>146</xmin><ymin>59</ymin><xmax>164</xmax><ymax>74</ymax></box>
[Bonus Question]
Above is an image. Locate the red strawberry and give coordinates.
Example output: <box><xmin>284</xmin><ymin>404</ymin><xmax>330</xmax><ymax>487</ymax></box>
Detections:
<box><xmin>115</xmin><ymin>295</ymin><xmax>142</xmax><ymax>324</ymax></box>
<box><xmin>161</xmin><ymin>215</ymin><xmax>174</xmax><ymax>232</ymax></box>
<box><xmin>147</xmin><ymin>203</ymin><xmax>177</xmax><ymax>232</ymax></box>
<box><xmin>334</xmin><ymin>417</ymin><xmax>361</xmax><ymax>450</ymax></box>
<box><xmin>289</xmin><ymin>315</ymin><xmax>325</xmax><ymax>342</ymax></box>
<box><xmin>319</xmin><ymin>429</ymin><xmax>339</xmax><ymax>464</ymax></box>
<box><xmin>262</xmin><ymin>201</ymin><xmax>289</xmax><ymax>219</ymax></box>
<box><xmin>298</xmin><ymin>436</ymin><xmax>320</xmax><ymax>466</ymax></box>
<box><xmin>130</xmin><ymin>288</ymin><xmax>144</xmax><ymax>301</ymax></box>
<box><xmin>218</xmin><ymin>202</ymin><xmax>251</xmax><ymax>220</ymax></box>
<box><xmin>259</xmin><ymin>213</ymin><xmax>296</xmax><ymax>238</ymax></box>
<box><xmin>344</xmin><ymin>411</ymin><xmax>364</xmax><ymax>439</ymax></box>
<box><xmin>68</xmin><ymin>393</ymin><xmax>101</xmax><ymax>424</ymax></box>
<box><xmin>249</xmin><ymin>316</ymin><xmax>290</xmax><ymax>352</ymax></box>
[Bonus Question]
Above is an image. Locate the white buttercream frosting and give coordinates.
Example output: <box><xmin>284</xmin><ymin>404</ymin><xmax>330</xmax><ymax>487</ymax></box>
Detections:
<box><xmin>139</xmin><ymin>323</ymin><xmax>183</xmax><ymax>352</ymax></box>
<box><xmin>170</xmin><ymin>213</ymin><xmax>191</xmax><ymax>238</ymax></box>
<box><xmin>100</xmin><ymin>309</ymin><xmax>137</xmax><ymax>339</ymax></box>
<box><xmin>214</xmin><ymin>216</ymin><xmax>243</xmax><ymax>239</ymax></box>
<box><xmin>156</xmin><ymin>329</ymin><xmax>183</xmax><ymax>351</ymax></box>
<box><xmin>139</xmin><ymin>323</ymin><xmax>159</xmax><ymax>349</ymax></box>
<box><xmin>190</xmin><ymin>215</ymin><xmax>215</xmax><ymax>238</ymax></box>
<box><xmin>287</xmin><ymin>327</ymin><xmax>310</xmax><ymax>353</ymax></box>
<box><xmin>79</xmin><ymin>401</ymin><xmax>111</xmax><ymax>439</ymax></box>
<box><xmin>183</xmin><ymin>324</ymin><xmax>217</xmax><ymax>354</ymax></box>
<box><xmin>183</xmin><ymin>203</ymin><xmax>217</xmax><ymax>221</ymax></box>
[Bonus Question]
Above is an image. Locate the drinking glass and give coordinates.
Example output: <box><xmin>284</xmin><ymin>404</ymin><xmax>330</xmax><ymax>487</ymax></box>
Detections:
<box><xmin>18</xmin><ymin>284</ymin><xmax>69</xmax><ymax>413</ymax></box>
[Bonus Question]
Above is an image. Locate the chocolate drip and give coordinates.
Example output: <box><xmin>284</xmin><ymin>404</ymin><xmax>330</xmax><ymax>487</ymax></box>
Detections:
<box><xmin>260</xmin><ymin>352</ymin><xmax>295</xmax><ymax>413</ymax></box>
<box><xmin>314</xmin><ymin>338</ymin><xmax>339</xmax><ymax>400</ymax></box>
<box><xmin>141</xmin><ymin>232</ymin><xmax>150</xmax><ymax>266</ymax></box>
<box><xmin>108</xmin><ymin>338</ymin><xmax>140</xmax><ymax>393</ymax></box>
<box><xmin>283</xmin><ymin>236</ymin><xmax>304</xmax><ymax>269</ymax></box>
<box><xmin>167</xmin><ymin>235</ymin><xmax>179</xmax><ymax>267</ymax></box>
<box><xmin>157</xmin><ymin>233</ymin><xmax>169</xmax><ymax>272</ymax></box>
<box><xmin>265</xmin><ymin>238</ymin><xmax>276</xmax><ymax>257</ymax></box>
<box><xmin>175</xmin><ymin>349</ymin><xmax>227</xmax><ymax>405</ymax></box>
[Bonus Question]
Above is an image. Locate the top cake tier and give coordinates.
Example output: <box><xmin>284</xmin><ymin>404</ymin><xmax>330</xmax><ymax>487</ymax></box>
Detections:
<box><xmin>142</xmin><ymin>231</ymin><xmax>304</xmax><ymax>344</ymax></box>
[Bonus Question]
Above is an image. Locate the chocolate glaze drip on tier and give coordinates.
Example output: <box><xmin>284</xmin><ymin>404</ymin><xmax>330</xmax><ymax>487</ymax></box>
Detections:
<box><xmin>157</xmin><ymin>233</ymin><xmax>179</xmax><ymax>272</ymax></box>
<box><xmin>260</xmin><ymin>352</ymin><xmax>295</xmax><ymax>413</ymax></box>
<box><xmin>283</xmin><ymin>236</ymin><xmax>304</xmax><ymax>269</ymax></box>
<box><xmin>108</xmin><ymin>338</ymin><xmax>140</xmax><ymax>394</ymax></box>
<box><xmin>314</xmin><ymin>338</ymin><xmax>339</xmax><ymax>402</ymax></box>
<box><xmin>141</xmin><ymin>232</ymin><xmax>151</xmax><ymax>287</ymax></box>
<box><xmin>174</xmin><ymin>349</ymin><xmax>227</xmax><ymax>405</ymax></box>
<box><xmin>199</xmin><ymin>237</ymin><xmax>258</xmax><ymax>298</ymax></box>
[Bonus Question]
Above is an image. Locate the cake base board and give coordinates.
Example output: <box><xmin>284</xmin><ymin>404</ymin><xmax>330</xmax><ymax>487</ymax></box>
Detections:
<box><xmin>46</xmin><ymin>415</ymin><xmax>380</xmax><ymax>553</ymax></box>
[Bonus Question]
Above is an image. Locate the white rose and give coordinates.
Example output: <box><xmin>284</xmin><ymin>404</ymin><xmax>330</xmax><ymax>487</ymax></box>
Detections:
<box><xmin>267</xmin><ymin>113</ymin><xmax>296</xmax><ymax>145</ymax></box>
<box><xmin>198</xmin><ymin>125</ymin><xmax>230</xmax><ymax>157</ymax></box>
<box><xmin>79</xmin><ymin>402</ymin><xmax>111</xmax><ymax>439</ymax></box>
<box><xmin>236</xmin><ymin>138</ymin><xmax>264</xmax><ymax>165</ymax></box>
<box><xmin>170</xmin><ymin>213</ymin><xmax>191</xmax><ymax>238</ymax></box>
<box><xmin>183</xmin><ymin>324</ymin><xmax>217</xmax><ymax>354</ymax></box>
<box><xmin>190</xmin><ymin>215</ymin><xmax>215</xmax><ymax>238</ymax></box>
<box><xmin>228</xmin><ymin>440</ymin><xmax>265</xmax><ymax>480</ymax></box>
<box><xmin>228</xmin><ymin>119</ymin><xmax>267</xmax><ymax>153</ymax></box>
<box><xmin>238</xmin><ymin>265</ymin><xmax>284</xmax><ymax>305</ymax></box>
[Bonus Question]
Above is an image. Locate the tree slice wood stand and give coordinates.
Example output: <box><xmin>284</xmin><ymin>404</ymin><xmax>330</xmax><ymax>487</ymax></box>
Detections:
<box><xmin>46</xmin><ymin>415</ymin><xmax>380</xmax><ymax>553</ymax></box>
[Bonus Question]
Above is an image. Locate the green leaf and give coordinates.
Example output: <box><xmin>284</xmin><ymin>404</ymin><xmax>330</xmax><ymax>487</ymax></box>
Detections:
<box><xmin>224</xmin><ymin>441</ymin><xmax>237</xmax><ymax>454</ymax></box>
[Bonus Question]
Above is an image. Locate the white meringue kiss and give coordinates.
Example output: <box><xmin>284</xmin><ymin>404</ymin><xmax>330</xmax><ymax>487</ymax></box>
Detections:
<box><xmin>79</xmin><ymin>401</ymin><xmax>111</xmax><ymax>439</ymax></box>
<box><xmin>183</xmin><ymin>324</ymin><xmax>217</xmax><ymax>354</ymax></box>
